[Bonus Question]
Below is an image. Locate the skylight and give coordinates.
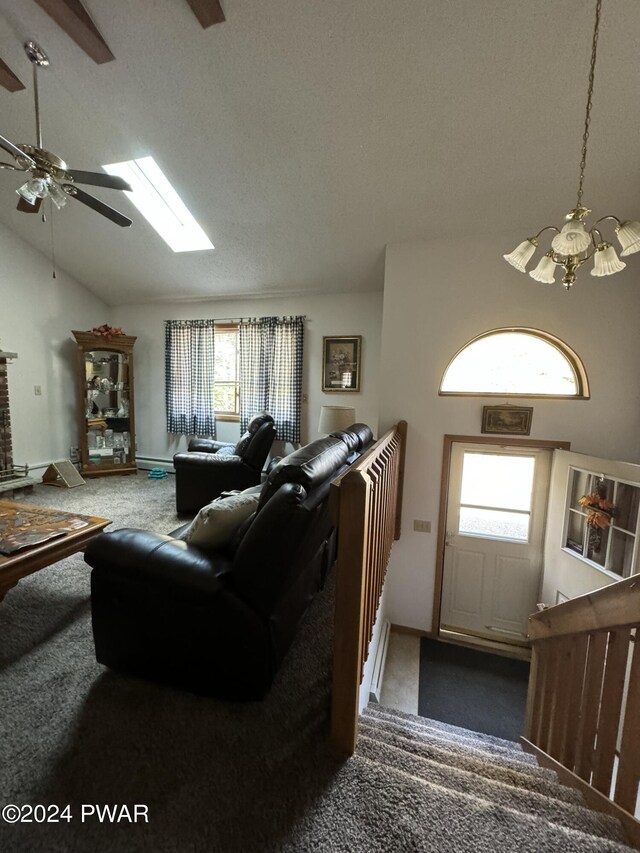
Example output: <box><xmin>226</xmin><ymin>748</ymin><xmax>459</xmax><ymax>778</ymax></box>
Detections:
<box><xmin>102</xmin><ymin>157</ymin><xmax>214</xmax><ymax>253</ymax></box>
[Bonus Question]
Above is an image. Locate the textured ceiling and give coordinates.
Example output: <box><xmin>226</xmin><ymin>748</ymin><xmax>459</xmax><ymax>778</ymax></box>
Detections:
<box><xmin>0</xmin><ymin>0</ymin><xmax>639</xmax><ymax>305</ymax></box>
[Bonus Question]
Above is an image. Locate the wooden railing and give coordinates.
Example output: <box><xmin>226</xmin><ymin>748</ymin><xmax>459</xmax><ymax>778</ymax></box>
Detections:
<box><xmin>330</xmin><ymin>420</ymin><xmax>407</xmax><ymax>755</ymax></box>
<box><xmin>523</xmin><ymin>575</ymin><xmax>640</xmax><ymax>847</ymax></box>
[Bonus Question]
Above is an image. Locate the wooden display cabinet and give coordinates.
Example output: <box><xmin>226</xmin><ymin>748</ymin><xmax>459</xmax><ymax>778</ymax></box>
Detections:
<box><xmin>72</xmin><ymin>331</ymin><xmax>137</xmax><ymax>478</ymax></box>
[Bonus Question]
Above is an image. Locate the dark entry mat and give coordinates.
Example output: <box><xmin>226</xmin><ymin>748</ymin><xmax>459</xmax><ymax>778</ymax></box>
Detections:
<box><xmin>418</xmin><ymin>638</ymin><xmax>530</xmax><ymax>741</ymax></box>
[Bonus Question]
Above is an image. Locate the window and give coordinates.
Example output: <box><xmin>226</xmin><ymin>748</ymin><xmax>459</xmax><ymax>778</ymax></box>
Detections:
<box><xmin>165</xmin><ymin>316</ymin><xmax>304</xmax><ymax>441</ymax></box>
<box><xmin>564</xmin><ymin>468</ymin><xmax>640</xmax><ymax>578</ymax></box>
<box><xmin>440</xmin><ymin>328</ymin><xmax>589</xmax><ymax>398</ymax></box>
<box><xmin>458</xmin><ymin>451</ymin><xmax>536</xmax><ymax>542</ymax></box>
<box><xmin>213</xmin><ymin>325</ymin><xmax>239</xmax><ymax>420</ymax></box>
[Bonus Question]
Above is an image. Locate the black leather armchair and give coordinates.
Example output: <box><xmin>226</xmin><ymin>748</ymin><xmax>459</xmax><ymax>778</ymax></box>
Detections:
<box><xmin>173</xmin><ymin>412</ymin><xmax>276</xmax><ymax>513</ymax></box>
<box><xmin>87</xmin><ymin>432</ymin><xmax>372</xmax><ymax>700</ymax></box>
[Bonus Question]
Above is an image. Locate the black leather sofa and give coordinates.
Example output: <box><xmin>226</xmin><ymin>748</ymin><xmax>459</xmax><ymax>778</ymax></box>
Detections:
<box><xmin>85</xmin><ymin>423</ymin><xmax>373</xmax><ymax>700</ymax></box>
<box><xmin>173</xmin><ymin>412</ymin><xmax>277</xmax><ymax>514</ymax></box>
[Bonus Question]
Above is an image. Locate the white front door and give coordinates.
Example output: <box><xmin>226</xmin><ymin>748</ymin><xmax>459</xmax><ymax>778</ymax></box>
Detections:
<box><xmin>440</xmin><ymin>443</ymin><xmax>552</xmax><ymax>644</ymax></box>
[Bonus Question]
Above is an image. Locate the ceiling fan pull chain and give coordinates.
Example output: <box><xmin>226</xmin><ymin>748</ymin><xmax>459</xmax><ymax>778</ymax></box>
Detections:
<box><xmin>49</xmin><ymin>200</ymin><xmax>57</xmax><ymax>279</ymax></box>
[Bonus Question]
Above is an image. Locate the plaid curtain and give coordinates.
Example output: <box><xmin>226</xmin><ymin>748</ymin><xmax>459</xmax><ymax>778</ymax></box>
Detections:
<box><xmin>165</xmin><ymin>320</ymin><xmax>217</xmax><ymax>437</ymax></box>
<box><xmin>239</xmin><ymin>316</ymin><xmax>304</xmax><ymax>443</ymax></box>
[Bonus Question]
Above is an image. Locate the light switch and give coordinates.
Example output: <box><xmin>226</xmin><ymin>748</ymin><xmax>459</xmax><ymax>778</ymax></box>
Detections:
<box><xmin>34</xmin><ymin>385</ymin><xmax>42</xmax><ymax>396</ymax></box>
<box><xmin>413</xmin><ymin>520</ymin><xmax>431</xmax><ymax>533</ymax></box>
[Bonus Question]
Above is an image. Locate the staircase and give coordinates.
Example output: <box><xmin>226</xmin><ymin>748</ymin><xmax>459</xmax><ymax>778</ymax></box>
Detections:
<box><xmin>356</xmin><ymin>704</ymin><xmax>636</xmax><ymax>852</ymax></box>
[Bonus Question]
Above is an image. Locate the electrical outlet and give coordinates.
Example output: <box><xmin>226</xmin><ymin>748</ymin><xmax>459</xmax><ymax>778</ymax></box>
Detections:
<box><xmin>34</xmin><ymin>385</ymin><xmax>42</xmax><ymax>396</ymax></box>
<box><xmin>413</xmin><ymin>519</ymin><xmax>431</xmax><ymax>533</ymax></box>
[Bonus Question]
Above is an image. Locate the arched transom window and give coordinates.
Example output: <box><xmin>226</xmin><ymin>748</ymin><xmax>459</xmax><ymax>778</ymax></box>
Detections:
<box><xmin>439</xmin><ymin>328</ymin><xmax>589</xmax><ymax>398</ymax></box>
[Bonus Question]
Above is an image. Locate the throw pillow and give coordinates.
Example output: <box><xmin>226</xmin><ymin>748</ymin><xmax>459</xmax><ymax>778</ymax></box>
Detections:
<box><xmin>215</xmin><ymin>445</ymin><xmax>238</xmax><ymax>457</ymax></box>
<box><xmin>183</xmin><ymin>491</ymin><xmax>260</xmax><ymax>550</ymax></box>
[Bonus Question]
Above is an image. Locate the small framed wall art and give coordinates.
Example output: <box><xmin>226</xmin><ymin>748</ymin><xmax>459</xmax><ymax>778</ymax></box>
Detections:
<box><xmin>481</xmin><ymin>405</ymin><xmax>533</xmax><ymax>436</ymax></box>
<box><xmin>322</xmin><ymin>336</ymin><xmax>361</xmax><ymax>392</ymax></box>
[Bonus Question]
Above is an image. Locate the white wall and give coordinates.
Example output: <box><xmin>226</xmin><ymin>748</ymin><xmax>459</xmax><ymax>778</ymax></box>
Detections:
<box><xmin>0</xmin><ymin>222</ymin><xmax>109</xmax><ymax>471</ymax></box>
<box><xmin>379</xmin><ymin>232</ymin><xmax>640</xmax><ymax>633</ymax></box>
<box><xmin>111</xmin><ymin>292</ymin><xmax>383</xmax><ymax>462</ymax></box>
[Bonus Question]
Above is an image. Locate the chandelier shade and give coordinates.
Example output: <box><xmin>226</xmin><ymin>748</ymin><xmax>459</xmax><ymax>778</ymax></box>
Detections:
<box><xmin>591</xmin><ymin>244</ymin><xmax>625</xmax><ymax>276</ymax></box>
<box><xmin>502</xmin><ymin>0</ymin><xmax>638</xmax><ymax>290</ymax></box>
<box><xmin>551</xmin><ymin>219</ymin><xmax>591</xmax><ymax>255</ymax></box>
<box><xmin>616</xmin><ymin>220</ymin><xmax>640</xmax><ymax>256</ymax></box>
<box><xmin>529</xmin><ymin>252</ymin><xmax>557</xmax><ymax>284</ymax></box>
<box><xmin>503</xmin><ymin>238</ymin><xmax>538</xmax><ymax>272</ymax></box>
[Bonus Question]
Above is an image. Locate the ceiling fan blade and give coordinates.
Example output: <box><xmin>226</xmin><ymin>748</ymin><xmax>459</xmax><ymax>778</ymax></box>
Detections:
<box><xmin>66</xmin><ymin>170</ymin><xmax>132</xmax><ymax>192</ymax></box>
<box><xmin>62</xmin><ymin>184</ymin><xmax>132</xmax><ymax>227</ymax></box>
<box><xmin>17</xmin><ymin>196</ymin><xmax>42</xmax><ymax>213</ymax></box>
<box><xmin>0</xmin><ymin>134</ymin><xmax>36</xmax><ymax>168</ymax></box>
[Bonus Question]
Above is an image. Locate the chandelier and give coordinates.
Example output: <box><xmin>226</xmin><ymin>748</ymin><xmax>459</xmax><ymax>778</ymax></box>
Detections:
<box><xmin>503</xmin><ymin>0</ymin><xmax>640</xmax><ymax>290</ymax></box>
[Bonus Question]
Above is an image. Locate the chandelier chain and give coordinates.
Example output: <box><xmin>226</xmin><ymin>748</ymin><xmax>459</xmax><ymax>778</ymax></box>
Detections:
<box><xmin>577</xmin><ymin>0</ymin><xmax>602</xmax><ymax>209</ymax></box>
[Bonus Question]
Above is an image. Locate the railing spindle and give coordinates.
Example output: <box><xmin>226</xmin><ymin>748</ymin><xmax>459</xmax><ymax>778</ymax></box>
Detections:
<box><xmin>592</xmin><ymin>629</ymin><xmax>632</xmax><ymax>796</ymax></box>
<box><xmin>614</xmin><ymin>631</ymin><xmax>640</xmax><ymax>812</ymax></box>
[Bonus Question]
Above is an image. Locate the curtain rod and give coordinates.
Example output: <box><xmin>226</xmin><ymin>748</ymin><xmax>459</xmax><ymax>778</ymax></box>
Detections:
<box><xmin>165</xmin><ymin>316</ymin><xmax>307</xmax><ymax>324</ymax></box>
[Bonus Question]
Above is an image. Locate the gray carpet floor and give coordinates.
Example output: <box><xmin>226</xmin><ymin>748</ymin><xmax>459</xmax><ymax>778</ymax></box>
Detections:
<box><xmin>0</xmin><ymin>476</ymin><xmax>634</xmax><ymax>852</ymax></box>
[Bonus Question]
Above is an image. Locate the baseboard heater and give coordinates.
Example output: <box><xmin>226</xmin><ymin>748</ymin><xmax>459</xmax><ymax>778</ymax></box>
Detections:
<box><xmin>135</xmin><ymin>457</ymin><xmax>174</xmax><ymax>473</ymax></box>
<box><xmin>368</xmin><ymin>619</ymin><xmax>391</xmax><ymax>704</ymax></box>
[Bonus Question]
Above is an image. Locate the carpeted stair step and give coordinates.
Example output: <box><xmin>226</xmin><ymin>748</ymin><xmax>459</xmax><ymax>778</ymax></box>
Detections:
<box><xmin>363</xmin><ymin>704</ymin><xmax>537</xmax><ymax>764</ymax></box>
<box><xmin>357</xmin><ymin>734</ymin><xmax>627</xmax><ymax>842</ymax></box>
<box><xmin>359</xmin><ymin>715</ymin><xmax>558</xmax><ymax>778</ymax></box>
<box><xmin>358</xmin><ymin>718</ymin><xmax>584</xmax><ymax>806</ymax></box>
<box><xmin>365</xmin><ymin>702</ymin><xmax>530</xmax><ymax>753</ymax></box>
<box><xmin>319</xmin><ymin>753</ymin><xmax>637</xmax><ymax>853</ymax></box>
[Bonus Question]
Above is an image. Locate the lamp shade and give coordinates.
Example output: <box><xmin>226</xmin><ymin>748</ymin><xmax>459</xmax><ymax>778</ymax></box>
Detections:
<box><xmin>318</xmin><ymin>405</ymin><xmax>356</xmax><ymax>434</ymax></box>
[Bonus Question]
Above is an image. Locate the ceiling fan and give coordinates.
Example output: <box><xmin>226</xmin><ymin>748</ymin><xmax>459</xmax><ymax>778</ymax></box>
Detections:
<box><xmin>0</xmin><ymin>40</ymin><xmax>132</xmax><ymax>227</ymax></box>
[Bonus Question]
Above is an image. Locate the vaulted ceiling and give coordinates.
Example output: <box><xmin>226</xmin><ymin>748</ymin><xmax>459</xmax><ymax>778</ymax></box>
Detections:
<box><xmin>0</xmin><ymin>0</ymin><xmax>639</xmax><ymax>305</ymax></box>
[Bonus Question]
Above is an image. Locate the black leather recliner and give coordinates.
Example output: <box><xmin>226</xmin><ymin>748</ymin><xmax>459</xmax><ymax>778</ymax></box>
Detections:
<box><xmin>86</xmin><ymin>424</ymin><xmax>374</xmax><ymax>700</ymax></box>
<box><xmin>173</xmin><ymin>412</ymin><xmax>277</xmax><ymax>513</ymax></box>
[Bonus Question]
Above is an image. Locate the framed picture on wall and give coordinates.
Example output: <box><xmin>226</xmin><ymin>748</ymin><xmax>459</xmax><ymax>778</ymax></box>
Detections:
<box><xmin>322</xmin><ymin>336</ymin><xmax>361</xmax><ymax>392</ymax></box>
<box><xmin>481</xmin><ymin>405</ymin><xmax>533</xmax><ymax>435</ymax></box>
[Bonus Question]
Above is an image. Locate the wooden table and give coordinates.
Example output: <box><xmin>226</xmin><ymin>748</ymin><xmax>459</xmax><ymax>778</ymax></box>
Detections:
<box><xmin>0</xmin><ymin>501</ymin><xmax>110</xmax><ymax>602</ymax></box>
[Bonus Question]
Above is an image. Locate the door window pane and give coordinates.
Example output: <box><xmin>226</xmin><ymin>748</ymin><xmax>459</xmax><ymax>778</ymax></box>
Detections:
<box><xmin>615</xmin><ymin>483</ymin><xmax>640</xmax><ymax>533</ymax></box>
<box><xmin>461</xmin><ymin>453</ymin><xmax>535</xmax><ymax>511</ymax></box>
<box><xmin>459</xmin><ymin>507</ymin><xmax>530</xmax><ymax>541</ymax></box>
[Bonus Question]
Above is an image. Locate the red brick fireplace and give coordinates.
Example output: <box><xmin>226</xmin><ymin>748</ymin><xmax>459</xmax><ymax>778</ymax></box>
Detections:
<box><xmin>0</xmin><ymin>351</ymin><xmax>34</xmax><ymax>492</ymax></box>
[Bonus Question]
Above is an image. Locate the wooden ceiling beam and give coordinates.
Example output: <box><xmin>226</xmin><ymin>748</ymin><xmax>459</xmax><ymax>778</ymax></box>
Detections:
<box><xmin>0</xmin><ymin>58</ymin><xmax>25</xmax><ymax>92</ymax></box>
<box><xmin>33</xmin><ymin>0</ymin><xmax>114</xmax><ymax>64</ymax></box>
<box><xmin>185</xmin><ymin>0</ymin><xmax>226</xmax><ymax>29</ymax></box>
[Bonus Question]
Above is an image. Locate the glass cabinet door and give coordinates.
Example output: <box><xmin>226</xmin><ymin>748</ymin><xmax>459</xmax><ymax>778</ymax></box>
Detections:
<box><xmin>84</xmin><ymin>350</ymin><xmax>133</xmax><ymax>469</ymax></box>
<box><xmin>73</xmin><ymin>329</ymin><xmax>137</xmax><ymax>477</ymax></box>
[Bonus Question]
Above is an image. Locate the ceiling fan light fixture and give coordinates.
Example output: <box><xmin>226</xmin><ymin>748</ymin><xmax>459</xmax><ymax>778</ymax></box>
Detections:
<box><xmin>16</xmin><ymin>177</ymin><xmax>46</xmax><ymax>205</ymax></box>
<box><xmin>1</xmin><ymin>40</ymin><xmax>131</xmax><ymax>227</ymax></box>
<box><xmin>48</xmin><ymin>180</ymin><xmax>67</xmax><ymax>209</ymax></box>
